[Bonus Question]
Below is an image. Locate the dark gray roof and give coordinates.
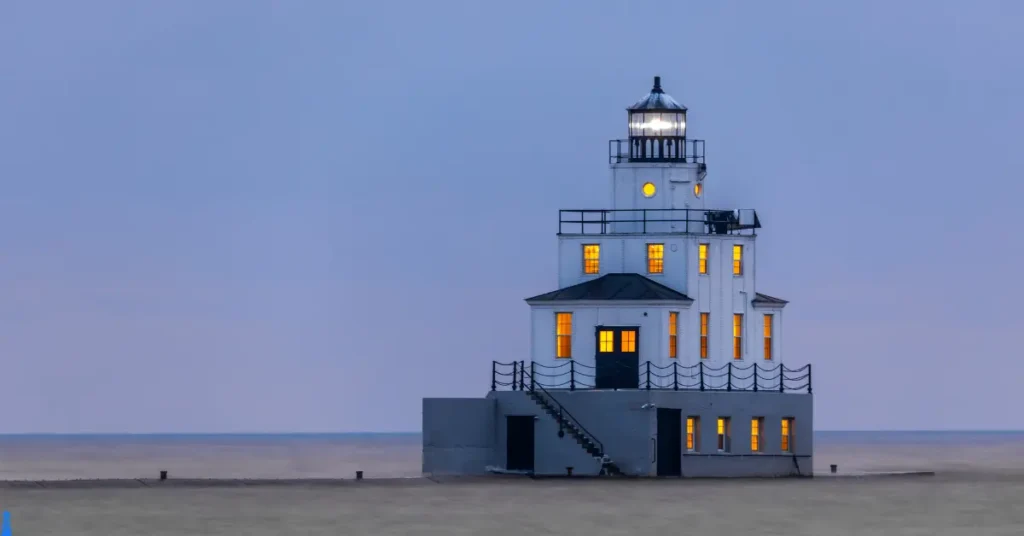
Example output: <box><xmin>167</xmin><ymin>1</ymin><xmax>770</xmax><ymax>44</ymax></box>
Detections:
<box><xmin>525</xmin><ymin>273</ymin><xmax>693</xmax><ymax>303</ymax></box>
<box><xmin>628</xmin><ymin>76</ymin><xmax>687</xmax><ymax>112</ymax></box>
<box><xmin>752</xmin><ymin>292</ymin><xmax>789</xmax><ymax>305</ymax></box>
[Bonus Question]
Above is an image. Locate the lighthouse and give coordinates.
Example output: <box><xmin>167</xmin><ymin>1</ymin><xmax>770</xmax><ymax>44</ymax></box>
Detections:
<box><xmin>423</xmin><ymin>77</ymin><xmax>813</xmax><ymax>478</ymax></box>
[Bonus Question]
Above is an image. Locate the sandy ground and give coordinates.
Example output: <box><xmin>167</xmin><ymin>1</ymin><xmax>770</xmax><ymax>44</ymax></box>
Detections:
<box><xmin>1</xmin><ymin>473</ymin><xmax>1023</xmax><ymax>535</ymax></box>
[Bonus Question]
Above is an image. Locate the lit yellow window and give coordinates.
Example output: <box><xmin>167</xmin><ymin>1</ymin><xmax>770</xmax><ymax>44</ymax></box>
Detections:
<box><xmin>583</xmin><ymin>244</ymin><xmax>600</xmax><ymax>274</ymax></box>
<box><xmin>698</xmin><ymin>243</ymin><xmax>708</xmax><ymax>274</ymax></box>
<box><xmin>732</xmin><ymin>244</ymin><xmax>743</xmax><ymax>275</ymax></box>
<box><xmin>642</xmin><ymin>182</ymin><xmax>656</xmax><ymax>197</ymax></box>
<box><xmin>693</xmin><ymin>182</ymin><xmax>703</xmax><ymax>198</ymax></box>
<box><xmin>751</xmin><ymin>417</ymin><xmax>763</xmax><ymax>452</ymax></box>
<box><xmin>669</xmin><ymin>311</ymin><xmax>679</xmax><ymax>358</ymax></box>
<box><xmin>686</xmin><ymin>416</ymin><xmax>699</xmax><ymax>451</ymax></box>
<box><xmin>717</xmin><ymin>417</ymin><xmax>730</xmax><ymax>452</ymax></box>
<box><xmin>733</xmin><ymin>314</ymin><xmax>743</xmax><ymax>359</ymax></box>
<box><xmin>647</xmin><ymin>243</ymin><xmax>664</xmax><ymax>274</ymax></box>
<box><xmin>781</xmin><ymin>418</ymin><xmax>794</xmax><ymax>452</ymax></box>
<box><xmin>599</xmin><ymin>330</ymin><xmax>614</xmax><ymax>353</ymax></box>
<box><xmin>763</xmin><ymin>314</ymin><xmax>773</xmax><ymax>360</ymax></box>
<box><xmin>556</xmin><ymin>313</ymin><xmax>572</xmax><ymax>358</ymax></box>
<box><xmin>620</xmin><ymin>330</ymin><xmax>636</xmax><ymax>353</ymax></box>
<box><xmin>700</xmin><ymin>313</ymin><xmax>709</xmax><ymax>359</ymax></box>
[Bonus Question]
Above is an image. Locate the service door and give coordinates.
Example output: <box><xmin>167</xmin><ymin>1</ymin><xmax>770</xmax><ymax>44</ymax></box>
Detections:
<box><xmin>656</xmin><ymin>408</ymin><xmax>682</xmax><ymax>476</ymax></box>
<box><xmin>506</xmin><ymin>416</ymin><xmax>535</xmax><ymax>472</ymax></box>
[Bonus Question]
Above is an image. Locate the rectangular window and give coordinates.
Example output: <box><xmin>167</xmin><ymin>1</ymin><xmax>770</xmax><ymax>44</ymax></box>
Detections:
<box><xmin>598</xmin><ymin>330</ymin><xmax>614</xmax><ymax>353</ymax></box>
<box><xmin>698</xmin><ymin>243</ymin><xmax>709</xmax><ymax>274</ymax></box>
<box><xmin>700</xmin><ymin>313</ymin><xmax>709</xmax><ymax>359</ymax></box>
<box><xmin>782</xmin><ymin>418</ymin><xmax>794</xmax><ymax>453</ymax></box>
<box><xmin>620</xmin><ymin>330</ymin><xmax>636</xmax><ymax>352</ymax></box>
<box><xmin>647</xmin><ymin>243</ymin><xmax>664</xmax><ymax>274</ymax></box>
<box><xmin>583</xmin><ymin>244</ymin><xmax>600</xmax><ymax>274</ymax></box>
<box><xmin>733</xmin><ymin>313</ymin><xmax>743</xmax><ymax>359</ymax></box>
<box><xmin>751</xmin><ymin>417</ymin><xmax>764</xmax><ymax>452</ymax></box>
<box><xmin>668</xmin><ymin>312</ymin><xmax>679</xmax><ymax>358</ymax></box>
<box><xmin>732</xmin><ymin>244</ymin><xmax>743</xmax><ymax>275</ymax></box>
<box><xmin>763</xmin><ymin>314</ymin><xmax>773</xmax><ymax>360</ymax></box>
<box><xmin>686</xmin><ymin>416</ymin><xmax>700</xmax><ymax>452</ymax></box>
<box><xmin>556</xmin><ymin>313</ymin><xmax>572</xmax><ymax>358</ymax></box>
<box><xmin>717</xmin><ymin>417</ymin><xmax>731</xmax><ymax>452</ymax></box>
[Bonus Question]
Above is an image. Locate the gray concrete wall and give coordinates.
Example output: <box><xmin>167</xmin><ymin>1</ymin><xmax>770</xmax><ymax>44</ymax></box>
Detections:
<box><xmin>422</xmin><ymin>398</ymin><xmax>496</xmax><ymax>475</ymax></box>
<box><xmin>485</xmin><ymin>390</ymin><xmax>813</xmax><ymax>477</ymax></box>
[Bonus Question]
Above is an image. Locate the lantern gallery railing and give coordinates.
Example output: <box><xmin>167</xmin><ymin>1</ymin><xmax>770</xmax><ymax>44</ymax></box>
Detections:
<box><xmin>558</xmin><ymin>208</ymin><xmax>760</xmax><ymax>236</ymax></box>
<box><xmin>492</xmin><ymin>361</ymin><xmax>812</xmax><ymax>394</ymax></box>
<box><xmin>609</xmin><ymin>138</ymin><xmax>705</xmax><ymax>164</ymax></box>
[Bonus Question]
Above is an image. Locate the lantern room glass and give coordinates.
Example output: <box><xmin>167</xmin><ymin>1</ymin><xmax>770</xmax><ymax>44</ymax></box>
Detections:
<box><xmin>629</xmin><ymin>111</ymin><xmax>686</xmax><ymax>138</ymax></box>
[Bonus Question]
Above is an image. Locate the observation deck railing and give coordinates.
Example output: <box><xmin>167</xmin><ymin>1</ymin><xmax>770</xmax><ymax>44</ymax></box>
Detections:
<box><xmin>492</xmin><ymin>360</ymin><xmax>812</xmax><ymax>394</ymax></box>
<box><xmin>609</xmin><ymin>138</ymin><xmax>706</xmax><ymax>164</ymax></box>
<box><xmin>558</xmin><ymin>208</ymin><xmax>760</xmax><ymax>236</ymax></box>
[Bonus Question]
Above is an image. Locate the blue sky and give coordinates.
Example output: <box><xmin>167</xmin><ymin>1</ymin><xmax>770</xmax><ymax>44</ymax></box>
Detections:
<box><xmin>1</xmin><ymin>0</ymin><xmax>1021</xmax><ymax>432</ymax></box>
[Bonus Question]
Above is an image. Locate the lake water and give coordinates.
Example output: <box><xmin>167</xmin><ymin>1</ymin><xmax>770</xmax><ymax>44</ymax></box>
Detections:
<box><xmin>1</xmin><ymin>431</ymin><xmax>1023</xmax><ymax>480</ymax></box>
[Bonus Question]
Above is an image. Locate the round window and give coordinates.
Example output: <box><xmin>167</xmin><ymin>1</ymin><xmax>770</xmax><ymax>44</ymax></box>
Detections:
<box><xmin>642</xmin><ymin>182</ymin><xmax>656</xmax><ymax>198</ymax></box>
<box><xmin>693</xmin><ymin>182</ymin><xmax>703</xmax><ymax>198</ymax></box>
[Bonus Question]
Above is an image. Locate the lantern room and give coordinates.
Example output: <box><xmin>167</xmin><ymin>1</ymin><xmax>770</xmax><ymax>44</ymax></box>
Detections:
<box><xmin>625</xmin><ymin>76</ymin><xmax>692</xmax><ymax>162</ymax></box>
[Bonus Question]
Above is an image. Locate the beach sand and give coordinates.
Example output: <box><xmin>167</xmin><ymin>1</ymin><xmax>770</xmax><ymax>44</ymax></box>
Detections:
<box><xmin>1</xmin><ymin>472</ymin><xmax>1023</xmax><ymax>535</ymax></box>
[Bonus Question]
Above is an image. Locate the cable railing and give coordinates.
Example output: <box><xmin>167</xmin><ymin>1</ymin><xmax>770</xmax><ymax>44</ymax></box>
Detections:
<box><xmin>492</xmin><ymin>360</ymin><xmax>812</xmax><ymax>394</ymax></box>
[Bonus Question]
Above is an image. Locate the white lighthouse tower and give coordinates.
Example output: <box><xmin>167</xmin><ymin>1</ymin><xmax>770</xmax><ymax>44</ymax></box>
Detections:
<box><xmin>423</xmin><ymin>77</ymin><xmax>812</xmax><ymax>478</ymax></box>
<box><xmin>526</xmin><ymin>76</ymin><xmax>787</xmax><ymax>389</ymax></box>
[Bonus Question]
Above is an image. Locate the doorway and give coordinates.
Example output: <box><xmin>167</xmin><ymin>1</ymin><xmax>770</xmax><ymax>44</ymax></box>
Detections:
<box><xmin>656</xmin><ymin>408</ymin><xmax>682</xmax><ymax>476</ymax></box>
<box><xmin>506</xmin><ymin>416</ymin><xmax>535</xmax><ymax>472</ymax></box>
<box><xmin>594</xmin><ymin>326</ymin><xmax>640</xmax><ymax>389</ymax></box>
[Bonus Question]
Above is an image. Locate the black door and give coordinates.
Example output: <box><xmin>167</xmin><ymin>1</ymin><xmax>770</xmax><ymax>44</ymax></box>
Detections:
<box><xmin>594</xmin><ymin>326</ymin><xmax>640</xmax><ymax>389</ymax></box>
<box><xmin>657</xmin><ymin>408</ymin><xmax>682</xmax><ymax>476</ymax></box>
<box><xmin>506</xmin><ymin>416</ymin><xmax>535</xmax><ymax>472</ymax></box>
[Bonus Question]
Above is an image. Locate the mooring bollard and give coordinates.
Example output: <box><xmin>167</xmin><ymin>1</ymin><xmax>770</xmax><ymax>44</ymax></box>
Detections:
<box><xmin>566</xmin><ymin>467</ymin><xmax>573</xmax><ymax>476</ymax></box>
<box><xmin>356</xmin><ymin>470</ymin><xmax>363</xmax><ymax>480</ymax></box>
<box><xmin>160</xmin><ymin>470</ymin><xmax>168</xmax><ymax>481</ymax></box>
<box><xmin>830</xmin><ymin>464</ymin><xmax>838</xmax><ymax>474</ymax></box>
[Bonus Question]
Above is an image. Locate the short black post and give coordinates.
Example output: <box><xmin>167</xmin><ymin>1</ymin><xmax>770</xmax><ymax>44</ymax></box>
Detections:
<box><xmin>491</xmin><ymin>362</ymin><xmax>497</xmax><ymax>391</ymax></box>
<box><xmin>645</xmin><ymin>361</ymin><xmax>651</xmax><ymax>391</ymax></box>
<box><xmin>830</xmin><ymin>464</ymin><xmax>837</xmax><ymax>474</ymax></box>
<box><xmin>530</xmin><ymin>361</ymin><xmax>536</xmax><ymax>391</ymax></box>
<box><xmin>807</xmin><ymin>364</ymin><xmax>813</xmax><ymax>394</ymax></box>
<box><xmin>159</xmin><ymin>470</ymin><xmax>167</xmax><ymax>481</ymax></box>
<box><xmin>672</xmin><ymin>361</ymin><xmax>678</xmax><ymax>391</ymax></box>
<box><xmin>727</xmin><ymin>362</ymin><xmax>733</xmax><ymax>392</ymax></box>
<box><xmin>519</xmin><ymin>361</ymin><xmax>526</xmax><ymax>390</ymax></box>
<box><xmin>569</xmin><ymin>360</ymin><xmax>576</xmax><ymax>391</ymax></box>
<box><xmin>699</xmin><ymin>361</ymin><xmax>705</xmax><ymax>391</ymax></box>
<box><xmin>356</xmin><ymin>470</ymin><xmax>364</xmax><ymax>480</ymax></box>
<box><xmin>780</xmin><ymin>364</ymin><xmax>785</xmax><ymax>393</ymax></box>
<box><xmin>753</xmin><ymin>364</ymin><xmax>758</xmax><ymax>392</ymax></box>
<box><xmin>511</xmin><ymin>361</ymin><xmax>519</xmax><ymax>391</ymax></box>
<box><xmin>566</xmin><ymin>466</ymin><xmax>574</xmax><ymax>476</ymax></box>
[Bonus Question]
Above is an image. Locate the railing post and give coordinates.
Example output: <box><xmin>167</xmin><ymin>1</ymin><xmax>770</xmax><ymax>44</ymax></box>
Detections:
<box><xmin>519</xmin><ymin>361</ymin><xmax>526</xmax><ymax>391</ymax></box>
<box><xmin>530</xmin><ymin>361</ymin><xmax>536</xmax><ymax>391</ymax></box>
<box><xmin>807</xmin><ymin>364</ymin><xmax>813</xmax><ymax>394</ymax></box>
<box><xmin>511</xmin><ymin>361</ymin><xmax>518</xmax><ymax>391</ymax></box>
<box><xmin>570</xmin><ymin>360</ymin><xmax>576</xmax><ymax>391</ymax></box>
<box><xmin>645</xmin><ymin>361</ymin><xmax>651</xmax><ymax>391</ymax></box>
<box><xmin>780</xmin><ymin>365</ymin><xmax>785</xmax><ymax>393</ymax></box>
<box><xmin>673</xmin><ymin>361</ymin><xmax>678</xmax><ymax>391</ymax></box>
<box><xmin>491</xmin><ymin>362</ymin><xmax>496</xmax><ymax>391</ymax></box>
<box><xmin>753</xmin><ymin>363</ymin><xmax>758</xmax><ymax>392</ymax></box>
<box><xmin>727</xmin><ymin>362</ymin><xmax>733</xmax><ymax>392</ymax></box>
<box><xmin>642</xmin><ymin>209</ymin><xmax>647</xmax><ymax>233</ymax></box>
<box><xmin>699</xmin><ymin>361</ymin><xmax>705</xmax><ymax>391</ymax></box>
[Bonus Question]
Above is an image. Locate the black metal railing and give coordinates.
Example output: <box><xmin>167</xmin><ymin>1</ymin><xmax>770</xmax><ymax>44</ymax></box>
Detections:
<box><xmin>492</xmin><ymin>360</ymin><xmax>812</xmax><ymax>394</ymax></box>
<box><xmin>526</xmin><ymin>371</ymin><xmax>606</xmax><ymax>459</ymax></box>
<box><xmin>558</xmin><ymin>208</ymin><xmax>760</xmax><ymax>236</ymax></box>
<box><xmin>609</xmin><ymin>138</ymin><xmax>705</xmax><ymax>164</ymax></box>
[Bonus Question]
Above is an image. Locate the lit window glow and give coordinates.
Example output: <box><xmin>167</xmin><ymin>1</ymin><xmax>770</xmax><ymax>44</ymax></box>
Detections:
<box><xmin>630</xmin><ymin>119</ymin><xmax>685</xmax><ymax>131</ymax></box>
<box><xmin>733</xmin><ymin>245</ymin><xmax>743</xmax><ymax>275</ymax></box>
<box><xmin>686</xmin><ymin>417</ymin><xmax>699</xmax><ymax>451</ymax></box>
<box><xmin>556</xmin><ymin>313</ymin><xmax>572</xmax><ymax>358</ymax></box>
<box><xmin>669</xmin><ymin>311</ymin><xmax>678</xmax><ymax>358</ymax></box>
<box><xmin>764</xmin><ymin>314</ymin><xmax>773</xmax><ymax>360</ymax></box>
<box><xmin>620</xmin><ymin>330</ymin><xmax>637</xmax><ymax>353</ymax></box>
<box><xmin>717</xmin><ymin>417</ymin><xmax>730</xmax><ymax>452</ymax></box>
<box><xmin>700</xmin><ymin>312</ymin><xmax>709</xmax><ymax>359</ymax></box>
<box><xmin>583</xmin><ymin>244</ymin><xmax>600</xmax><ymax>274</ymax></box>
<box><xmin>698</xmin><ymin>243</ymin><xmax>708</xmax><ymax>274</ymax></box>
<box><xmin>751</xmin><ymin>417</ymin><xmax>763</xmax><ymax>452</ymax></box>
<box><xmin>733</xmin><ymin>314</ymin><xmax>743</xmax><ymax>359</ymax></box>
<box><xmin>694</xmin><ymin>182</ymin><xmax>703</xmax><ymax>197</ymax></box>
<box><xmin>647</xmin><ymin>243</ymin><xmax>664</xmax><ymax>274</ymax></box>
<box><xmin>599</xmin><ymin>330</ymin><xmax>614</xmax><ymax>353</ymax></box>
<box><xmin>642</xmin><ymin>182</ymin><xmax>656</xmax><ymax>198</ymax></box>
<box><xmin>782</xmin><ymin>418</ymin><xmax>794</xmax><ymax>452</ymax></box>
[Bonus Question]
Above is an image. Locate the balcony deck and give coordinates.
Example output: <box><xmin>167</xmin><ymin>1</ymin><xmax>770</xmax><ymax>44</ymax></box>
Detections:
<box><xmin>558</xmin><ymin>208</ymin><xmax>760</xmax><ymax>236</ymax></box>
<box><xmin>609</xmin><ymin>138</ymin><xmax>705</xmax><ymax>164</ymax></box>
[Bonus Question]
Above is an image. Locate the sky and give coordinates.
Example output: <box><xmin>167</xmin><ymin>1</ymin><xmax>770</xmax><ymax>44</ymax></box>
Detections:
<box><xmin>1</xmin><ymin>0</ymin><xmax>1022</xmax><ymax>433</ymax></box>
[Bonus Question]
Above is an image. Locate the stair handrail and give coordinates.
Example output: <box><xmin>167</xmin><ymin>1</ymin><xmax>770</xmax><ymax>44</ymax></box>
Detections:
<box><xmin>527</xmin><ymin>362</ymin><xmax>605</xmax><ymax>456</ymax></box>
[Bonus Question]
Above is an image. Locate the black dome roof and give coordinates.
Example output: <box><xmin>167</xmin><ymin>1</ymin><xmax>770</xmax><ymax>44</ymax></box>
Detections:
<box><xmin>628</xmin><ymin>76</ymin><xmax>687</xmax><ymax>112</ymax></box>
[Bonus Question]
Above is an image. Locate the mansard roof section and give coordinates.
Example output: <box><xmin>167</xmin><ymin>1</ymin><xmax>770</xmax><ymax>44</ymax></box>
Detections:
<box><xmin>525</xmin><ymin>273</ymin><xmax>693</xmax><ymax>303</ymax></box>
<box><xmin>752</xmin><ymin>292</ymin><xmax>789</xmax><ymax>307</ymax></box>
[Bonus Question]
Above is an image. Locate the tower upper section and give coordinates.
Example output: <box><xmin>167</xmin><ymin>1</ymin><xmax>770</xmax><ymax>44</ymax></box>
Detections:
<box><xmin>609</xmin><ymin>76</ymin><xmax>704</xmax><ymax>165</ymax></box>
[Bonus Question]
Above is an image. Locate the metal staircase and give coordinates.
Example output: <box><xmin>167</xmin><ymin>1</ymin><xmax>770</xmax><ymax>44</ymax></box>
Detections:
<box><xmin>525</xmin><ymin>387</ymin><xmax>625</xmax><ymax>476</ymax></box>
